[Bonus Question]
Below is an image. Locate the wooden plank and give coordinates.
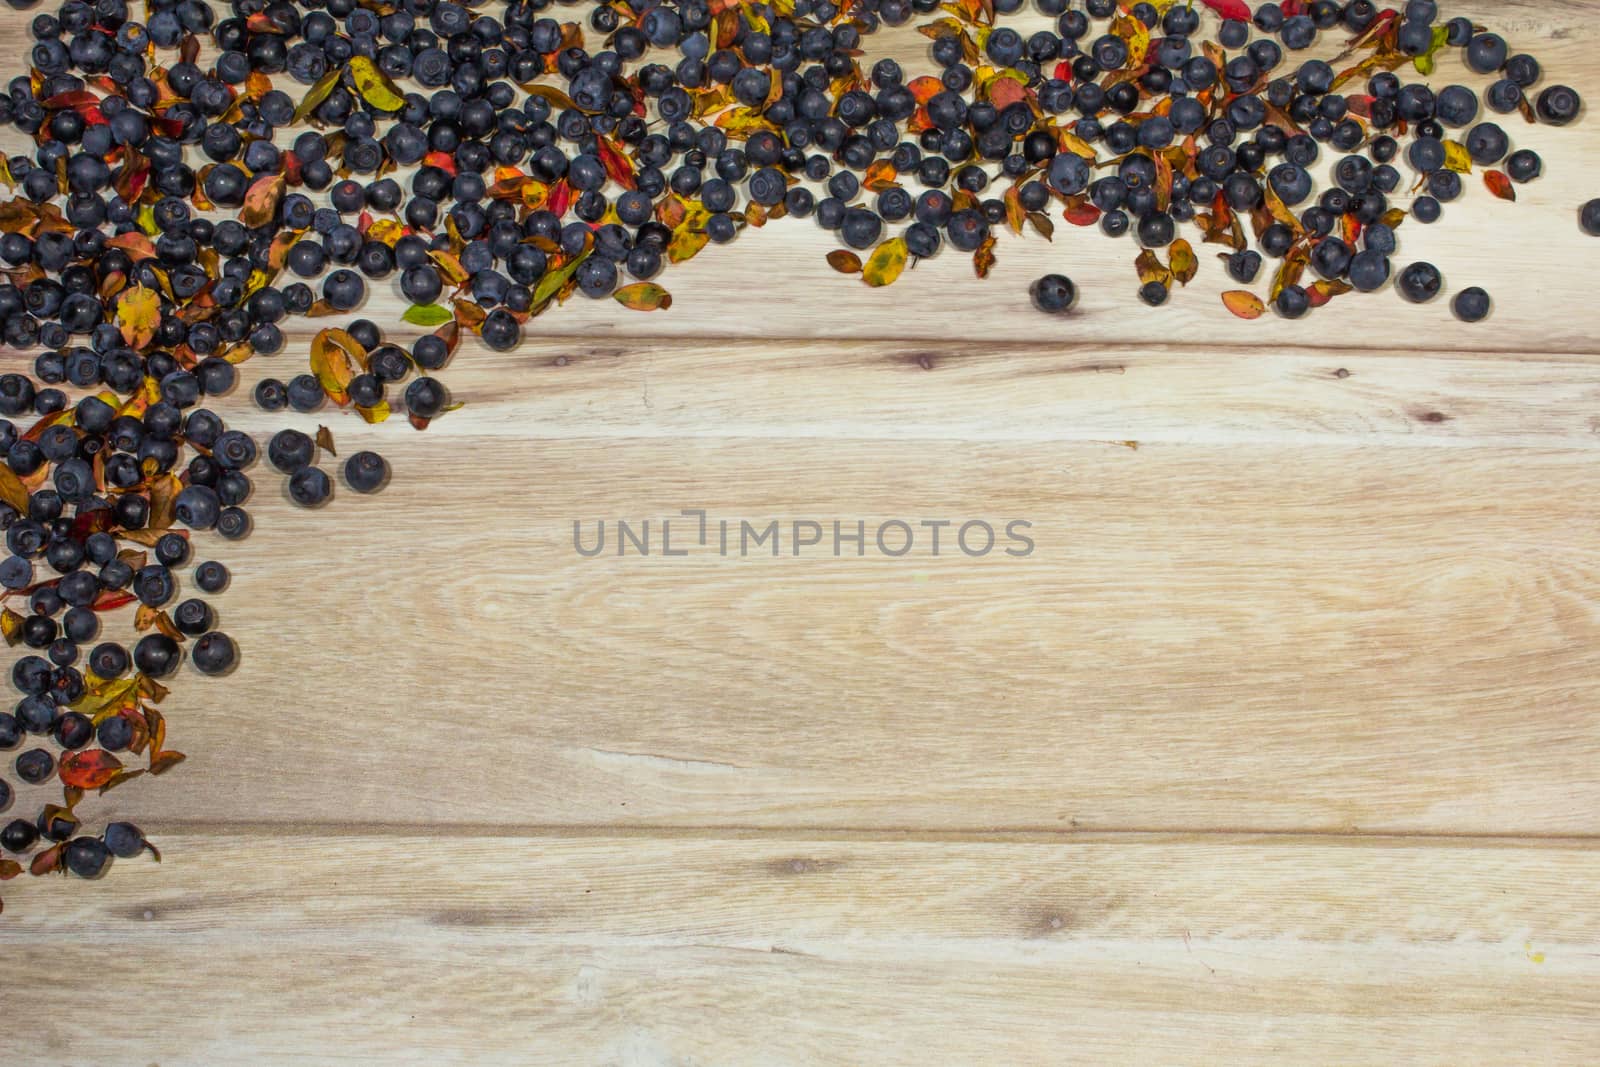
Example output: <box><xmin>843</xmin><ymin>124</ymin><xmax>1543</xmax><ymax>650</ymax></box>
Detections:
<box><xmin>8</xmin><ymin>833</ymin><xmax>1599</xmax><ymax>1063</ymax></box>
<box><xmin>15</xmin><ymin>436</ymin><xmax>1583</xmax><ymax>837</ymax></box>
<box><xmin>214</xmin><ymin>339</ymin><xmax>1600</xmax><ymax>448</ymax></box>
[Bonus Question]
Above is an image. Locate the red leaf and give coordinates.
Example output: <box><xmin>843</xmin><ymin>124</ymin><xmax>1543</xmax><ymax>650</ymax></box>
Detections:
<box><xmin>1200</xmin><ymin>0</ymin><xmax>1251</xmax><ymax>20</ymax></box>
<box><xmin>58</xmin><ymin>749</ymin><xmax>123</xmax><ymax>789</ymax></box>
<box><xmin>92</xmin><ymin>589</ymin><xmax>136</xmax><ymax>612</ymax></box>
<box><xmin>1053</xmin><ymin>61</ymin><xmax>1072</xmax><ymax>83</ymax></box>
<box><xmin>596</xmin><ymin>136</ymin><xmax>636</xmax><ymax>190</ymax></box>
<box><xmin>1484</xmin><ymin>170</ymin><xmax>1515</xmax><ymax>202</ymax></box>
<box><xmin>30</xmin><ymin>843</ymin><xmax>63</xmax><ymax>876</ymax></box>
<box><xmin>1064</xmin><ymin>202</ymin><xmax>1102</xmax><ymax>226</ymax></box>
<box><xmin>423</xmin><ymin>151</ymin><xmax>458</xmax><ymax>176</ymax></box>
<box><xmin>547</xmin><ymin>179</ymin><xmax>572</xmax><ymax>219</ymax></box>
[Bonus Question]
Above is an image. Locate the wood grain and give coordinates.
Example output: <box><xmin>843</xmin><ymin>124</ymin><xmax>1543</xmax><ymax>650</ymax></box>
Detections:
<box><xmin>4</xmin><ymin>0</ymin><xmax>1600</xmax><ymax>1060</ymax></box>
<box><xmin>9</xmin><ymin>833</ymin><xmax>1600</xmax><ymax>1064</ymax></box>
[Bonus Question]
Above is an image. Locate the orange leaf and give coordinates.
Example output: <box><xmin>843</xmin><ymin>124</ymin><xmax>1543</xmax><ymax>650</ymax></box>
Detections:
<box><xmin>1484</xmin><ymin>170</ymin><xmax>1515</xmax><ymax>202</ymax></box>
<box><xmin>973</xmin><ymin>234</ymin><xmax>997</xmax><ymax>278</ymax></box>
<box><xmin>1221</xmin><ymin>290</ymin><xmax>1267</xmax><ymax>319</ymax></box>
<box><xmin>104</xmin><ymin>231</ymin><xmax>157</xmax><ymax>260</ymax></box>
<box><xmin>58</xmin><ymin>749</ymin><xmax>123</xmax><ymax>789</ymax></box>
<box><xmin>238</xmin><ymin>173</ymin><xmax>285</xmax><ymax>227</ymax></box>
<box><xmin>596</xmin><ymin>135</ymin><xmax>636</xmax><ymax>190</ymax></box>
<box><xmin>827</xmin><ymin>250</ymin><xmax>862</xmax><ymax>274</ymax></box>
<box><xmin>310</xmin><ymin>328</ymin><xmax>361</xmax><ymax>406</ymax></box>
<box><xmin>149</xmin><ymin>749</ymin><xmax>186</xmax><ymax>775</ymax></box>
<box><xmin>862</xmin><ymin>159</ymin><xmax>899</xmax><ymax>192</ymax></box>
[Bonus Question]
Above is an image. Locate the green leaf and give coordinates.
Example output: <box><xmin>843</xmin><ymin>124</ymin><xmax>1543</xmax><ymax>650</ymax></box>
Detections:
<box><xmin>293</xmin><ymin>66</ymin><xmax>344</xmax><ymax>123</ymax></box>
<box><xmin>533</xmin><ymin>249</ymin><xmax>591</xmax><ymax>307</ymax></box>
<box><xmin>401</xmin><ymin>303</ymin><xmax>453</xmax><ymax>326</ymax></box>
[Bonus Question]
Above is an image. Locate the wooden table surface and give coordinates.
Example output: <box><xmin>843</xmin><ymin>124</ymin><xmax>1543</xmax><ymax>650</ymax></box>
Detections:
<box><xmin>6</xmin><ymin>0</ymin><xmax>1600</xmax><ymax>1062</ymax></box>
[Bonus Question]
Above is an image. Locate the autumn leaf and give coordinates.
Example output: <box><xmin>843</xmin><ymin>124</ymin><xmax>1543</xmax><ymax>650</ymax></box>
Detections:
<box><xmin>149</xmin><ymin>750</ymin><xmax>186</xmax><ymax>775</ymax></box>
<box><xmin>116</xmin><ymin>285</ymin><xmax>161</xmax><ymax>348</ymax></box>
<box><xmin>862</xmin><ymin>237</ymin><xmax>908</xmax><ymax>288</ymax></box>
<box><xmin>520</xmin><ymin>83</ymin><xmax>580</xmax><ymax>113</ymax></box>
<box><xmin>1169</xmin><ymin>239</ymin><xmax>1198</xmax><ymax>285</ymax></box>
<box><xmin>666</xmin><ymin>227</ymin><xmax>709</xmax><ymax>264</ymax></box>
<box><xmin>357</xmin><ymin>401</ymin><xmax>390</xmax><ymax>424</ymax></box>
<box><xmin>826</xmin><ymin>250</ymin><xmax>862</xmax><ymax>274</ymax></box>
<box><xmin>613</xmin><ymin>283</ymin><xmax>673</xmax><ymax>311</ymax></box>
<box><xmin>0</xmin><ymin>464</ymin><xmax>29</xmax><ymax>514</ymax></box>
<box><xmin>973</xmin><ymin>234</ymin><xmax>997</xmax><ymax>278</ymax></box>
<box><xmin>533</xmin><ymin>249</ymin><xmax>591</xmax><ymax>306</ymax></box>
<box><xmin>310</xmin><ymin>328</ymin><xmax>360</xmax><ymax>405</ymax></box>
<box><xmin>315</xmin><ymin>425</ymin><xmax>337</xmax><ymax>457</ymax></box>
<box><xmin>402</xmin><ymin>303</ymin><xmax>453</xmax><ymax>326</ymax></box>
<box><xmin>0</xmin><ymin>606</ymin><xmax>21</xmax><ymax>646</ymax></box>
<box><xmin>104</xmin><ymin>231</ymin><xmax>156</xmax><ymax>260</ymax></box>
<box><xmin>1063</xmin><ymin>200</ymin><xmax>1102</xmax><ymax>226</ymax></box>
<box><xmin>1027</xmin><ymin>211</ymin><xmax>1054</xmax><ymax>241</ymax></box>
<box><xmin>595</xmin><ymin>135</ymin><xmax>636</xmax><ymax>190</ymax></box>
<box><xmin>348</xmin><ymin>55</ymin><xmax>405</xmax><ymax>111</ymax></box>
<box><xmin>293</xmin><ymin>66</ymin><xmax>344</xmax><ymax>122</ymax></box>
<box><xmin>1135</xmin><ymin>248</ymin><xmax>1172</xmax><ymax>288</ymax></box>
<box><xmin>1221</xmin><ymin>290</ymin><xmax>1267</xmax><ymax>320</ymax></box>
<box><xmin>1003</xmin><ymin>185</ymin><xmax>1024</xmax><ymax>234</ymax></box>
<box><xmin>67</xmin><ymin>673</ymin><xmax>140</xmax><ymax>722</ymax></box>
<box><xmin>238</xmin><ymin>173</ymin><xmax>285</xmax><ymax>227</ymax></box>
<box><xmin>1442</xmin><ymin>140</ymin><xmax>1472</xmax><ymax>173</ymax></box>
<box><xmin>862</xmin><ymin>159</ymin><xmax>899</xmax><ymax>192</ymax></box>
<box><xmin>58</xmin><ymin>749</ymin><xmax>123</xmax><ymax>790</ymax></box>
<box><xmin>1484</xmin><ymin>170</ymin><xmax>1515</xmax><ymax>201</ymax></box>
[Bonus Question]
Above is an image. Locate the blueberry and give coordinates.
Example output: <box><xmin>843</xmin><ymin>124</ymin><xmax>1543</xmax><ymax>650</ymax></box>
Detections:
<box><xmin>63</xmin><ymin>836</ymin><xmax>109</xmax><ymax>878</ymax></box>
<box><xmin>288</xmin><ymin>467</ymin><xmax>332</xmax><ymax>508</ymax></box>
<box><xmin>1348</xmin><ymin>250</ymin><xmax>1391</xmax><ymax>292</ymax></box>
<box><xmin>344</xmin><ymin>451</ymin><xmax>389</xmax><ymax>493</ymax></box>
<box><xmin>1580</xmin><ymin>200</ymin><xmax>1600</xmax><ymax>237</ymax></box>
<box><xmin>194</xmin><ymin>561</ymin><xmax>229</xmax><ymax>594</ymax></box>
<box><xmin>1029</xmin><ymin>274</ymin><xmax>1076</xmax><ymax>314</ymax></box>
<box><xmin>1397</xmin><ymin>261</ymin><xmax>1442</xmax><ymax>303</ymax></box>
<box><xmin>1138</xmin><ymin>281</ymin><xmax>1168</xmax><ymax>307</ymax></box>
<box><xmin>15</xmin><ymin>747</ymin><xmax>53</xmax><ymax>785</ymax></box>
<box><xmin>405</xmin><ymin>378</ymin><xmax>448</xmax><ymax>420</ymax></box>
<box><xmin>190</xmin><ymin>632</ymin><xmax>236</xmax><ymax>676</ymax></box>
<box><xmin>102</xmin><ymin>821</ymin><xmax>145</xmax><ymax>859</ymax></box>
<box><xmin>1536</xmin><ymin>86</ymin><xmax>1582</xmax><ymax>126</ymax></box>
<box><xmin>1452</xmin><ymin>287</ymin><xmax>1491</xmax><ymax>323</ymax></box>
<box><xmin>133</xmin><ymin>633</ymin><xmax>181</xmax><ymax>677</ymax></box>
<box><xmin>1506</xmin><ymin>150</ymin><xmax>1542</xmax><ymax>183</ymax></box>
<box><xmin>1</xmin><ymin>817</ymin><xmax>38</xmax><ymax>852</ymax></box>
<box><xmin>267</xmin><ymin>429</ymin><xmax>316</xmax><ymax>474</ymax></box>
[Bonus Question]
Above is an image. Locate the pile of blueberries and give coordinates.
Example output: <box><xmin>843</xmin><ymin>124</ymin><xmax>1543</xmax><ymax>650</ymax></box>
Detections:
<box><xmin>0</xmin><ymin>0</ymin><xmax>1592</xmax><ymax>900</ymax></box>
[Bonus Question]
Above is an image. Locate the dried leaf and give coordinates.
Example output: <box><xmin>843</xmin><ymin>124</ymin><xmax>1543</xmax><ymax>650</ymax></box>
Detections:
<box><xmin>1003</xmin><ymin>185</ymin><xmax>1024</xmax><ymax>235</ymax></box>
<box><xmin>666</xmin><ymin>227</ymin><xmax>709</xmax><ymax>264</ymax></box>
<box><xmin>310</xmin><ymin>328</ymin><xmax>360</xmax><ymax>406</ymax></box>
<box><xmin>1169</xmin><ymin>238</ymin><xmax>1198</xmax><ymax>285</ymax></box>
<box><xmin>294</xmin><ymin>66</ymin><xmax>344</xmax><ymax>123</ymax></box>
<box><xmin>613</xmin><ymin>283</ymin><xmax>673</xmax><ymax>311</ymax></box>
<box><xmin>861</xmin><ymin>237</ymin><xmax>908</xmax><ymax>288</ymax></box>
<box><xmin>348</xmin><ymin>55</ymin><xmax>405</xmax><ymax>111</ymax></box>
<box><xmin>1484</xmin><ymin>170</ymin><xmax>1515</xmax><ymax>202</ymax></box>
<box><xmin>1135</xmin><ymin>248</ymin><xmax>1172</xmax><ymax>288</ymax></box>
<box><xmin>0</xmin><ymin>606</ymin><xmax>21</xmax><ymax>645</ymax></box>
<box><xmin>862</xmin><ymin>159</ymin><xmax>899</xmax><ymax>193</ymax></box>
<box><xmin>1442</xmin><ymin>140</ymin><xmax>1472</xmax><ymax>174</ymax></box>
<box><xmin>238</xmin><ymin>173</ymin><xmax>285</xmax><ymax>227</ymax></box>
<box><xmin>58</xmin><ymin>749</ymin><xmax>123</xmax><ymax>790</ymax></box>
<box><xmin>116</xmin><ymin>285</ymin><xmax>162</xmax><ymax>348</ymax></box>
<box><xmin>30</xmin><ymin>843</ymin><xmax>62</xmax><ymax>876</ymax></box>
<box><xmin>1027</xmin><ymin>211</ymin><xmax>1055</xmax><ymax>241</ymax></box>
<box><xmin>402</xmin><ymin>303</ymin><xmax>453</xmax><ymax>326</ymax></box>
<box><xmin>67</xmin><ymin>674</ymin><xmax>140</xmax><ymax>722</ymax></box>
<box><xmin>149</xmin><ymin>749</ymin><xmax>186</xmax><ymax>775</ymax></box>
<box><xmin>315</xmin><ymin>426</ymin><xmax>336</xmax><ymax>457</ymax></box>
<box><xmin>827</xmin><ymin>250</ymin><xmax>862</xmax><ymax>274</ymax></box>
<box><xmin>104</xmin><ymin>231</ymin><xmax>157</xmax><ymax>260</ymax></box>
<box><xmin>973</xmin><ymin>234</ymin><xmax>997</xmax><ymax>278</ymax></box>
<box><xmin>1221</xmin><ymin>290</ymin><xmax>1267</xmax><ymax>320</ymax></box>
<box><xmin>0</xmin><ymin>464</ymin><xmax>29</xmax><ymax>514</ymax></box>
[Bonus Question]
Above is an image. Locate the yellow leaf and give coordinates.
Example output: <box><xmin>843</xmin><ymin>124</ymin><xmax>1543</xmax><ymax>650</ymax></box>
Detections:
<box><xmin>1442</xmin><ymin>140</ymin><xmax>1472</xmax><ymax>173</ymax></box>
<box><xmin>0</xmin><ymin>465</ymin><xmax>29</xmax><ymax>514</ymax></box>
<box><xmin>862</xmin><ymin>238</ymin><xmax>908</xmax><ymax>288</ymax></box>
<box><xmin>116</xmin><ymin>285</ymin><xmax>161</xmax><ymax>348</ymax></box>
<box><xmin>348</xmin><ymin>56</ymin><xmax>405</xmax><ymax>111</ymax></box>
<box><xmin>1169</xmin><ymin>238</ymin><xmax>1197</xmax><ymax>286</ymax></box>
<box><xmin>667</xmin><ymin>227</ymin><xmax>709</xmax><ymax>264</ymax></box>
<box><xmin>613</xmin><ymin>283</ymin><xmax>673</xmax><ymax>311</ymax></box>
<box><xmin>310</xmin><ymin>328</ymin><xmax>362</xmax><ymax>406</ymax></box>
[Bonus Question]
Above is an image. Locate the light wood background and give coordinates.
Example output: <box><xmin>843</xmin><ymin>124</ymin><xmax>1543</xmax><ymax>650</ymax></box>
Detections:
<box><xmin>6</xmin><ymin>0</ymin><xmax>1600</xmax><ymax>1062</ymax></box>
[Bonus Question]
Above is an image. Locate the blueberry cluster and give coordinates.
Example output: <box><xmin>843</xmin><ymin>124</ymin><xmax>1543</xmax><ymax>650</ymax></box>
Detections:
<box><xmin>0</xmin><ymin>0</ymin><xmax>1592</xmax><ymax>909</ymax></box>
